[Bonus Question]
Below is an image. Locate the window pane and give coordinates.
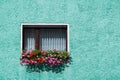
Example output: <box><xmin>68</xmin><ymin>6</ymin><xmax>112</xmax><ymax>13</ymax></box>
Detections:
<box><xmin>24</xmin><ymin>29</ymin><xmax>35</xmax><ymax>51</ymax></box>
<box><xmin>39</xmin><ymin>29</ymin><xmax>66</xmax><ymax>51</ymax></box>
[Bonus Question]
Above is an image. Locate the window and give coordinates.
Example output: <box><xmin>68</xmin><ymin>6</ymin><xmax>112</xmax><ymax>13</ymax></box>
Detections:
<box><xmin>21</xmin><ymin>23</ymin><xmax>69</xmax><ymax>51</ymax></box>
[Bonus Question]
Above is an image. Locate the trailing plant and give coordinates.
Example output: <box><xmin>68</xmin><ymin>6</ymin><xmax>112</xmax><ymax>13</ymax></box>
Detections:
<box><xmin>20</xmin><ymin>49</ymin><xmax>70</xmax><ymax>67</ymax></box>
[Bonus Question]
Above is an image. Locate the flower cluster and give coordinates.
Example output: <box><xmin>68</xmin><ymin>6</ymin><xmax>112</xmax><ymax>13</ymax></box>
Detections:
<box><xmin>20</xmin><ymin>49</ymin><xmax>70</xmax><ymax>67</ymax></box>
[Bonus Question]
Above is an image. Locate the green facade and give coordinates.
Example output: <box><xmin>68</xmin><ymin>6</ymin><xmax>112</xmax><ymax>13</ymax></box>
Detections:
<box><xmin>0</xmin><ymin>0</ymin><xmax>120</xmax><ymax>80</ymax></box>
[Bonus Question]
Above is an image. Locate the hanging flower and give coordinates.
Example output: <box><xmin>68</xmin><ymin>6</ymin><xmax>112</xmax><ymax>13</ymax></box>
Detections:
<box><xmin>20</xmin><ymin>49</ymin><xmax>70</xmax><ymax>67</ymax></box>
<box><xmin>29</xmin><ymin>53</ymin><xmax>33</xmax><ymax>57</ymax></box>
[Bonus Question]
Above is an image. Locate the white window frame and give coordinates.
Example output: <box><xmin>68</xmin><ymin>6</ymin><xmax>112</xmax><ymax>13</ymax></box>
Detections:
<box><xmin>21</xmin><ymin>23</ymin><xmax>70</xmax><ymax>52</ymax></box>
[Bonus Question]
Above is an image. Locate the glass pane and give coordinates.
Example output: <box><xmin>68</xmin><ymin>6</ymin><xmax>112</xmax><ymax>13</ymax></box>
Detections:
<box><xmin>24</xmin><ymin>29</ymin><xmax>35</xmax><ymax>51</ymax></box>
<box><xmin>39</xmin><ymin>29</ymin><xmax>66</xmax><ymax>51</ymax></box>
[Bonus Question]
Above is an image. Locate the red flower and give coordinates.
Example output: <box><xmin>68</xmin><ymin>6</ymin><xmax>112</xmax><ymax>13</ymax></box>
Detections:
<box><xmin>37</xmin><ymin>59</ymin><xmax>42</xmax><ymax>63</ymax></box>
<box><xmin>29</xmin><ymin>53</ymin><xmax>33</xmax><ymax>57</ymax></box>
<box><xmin>41</xmin><ymin>57</ymin><xmax>44</xmax><ymax>61</ymax></box>
<box><xmin>29</xmin><ymin>60</ymin><xmax>33</xmax><ymax>63</ymax></box>
<box><xmin>37</xmin><ymin>57</ymin><xmax>45</xmax><ymax>64</ymax></box>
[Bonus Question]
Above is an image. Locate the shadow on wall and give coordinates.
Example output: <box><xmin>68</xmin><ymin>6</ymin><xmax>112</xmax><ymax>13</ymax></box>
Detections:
<box><xmin>25</xmin><ymin>58</ymin><xmax>72</xmax><ymax>73</ymax></box>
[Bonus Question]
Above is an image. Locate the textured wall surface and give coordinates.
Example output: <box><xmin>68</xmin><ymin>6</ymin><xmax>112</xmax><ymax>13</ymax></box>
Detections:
<box><xmin>0</xmin><ymin>0</ymin><xmax>120</xmax><ymax>80</ymax></box>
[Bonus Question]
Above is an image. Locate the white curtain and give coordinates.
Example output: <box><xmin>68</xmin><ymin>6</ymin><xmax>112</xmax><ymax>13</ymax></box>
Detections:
<box><xmin>39</xmin><ymin>29</ymin><xmax>66</xmax><ymax>51</ymax></box>
<box><xmin>24</xmin><ymin>29</ymin><xmax>35</xmax><ymax>51</ymax></box>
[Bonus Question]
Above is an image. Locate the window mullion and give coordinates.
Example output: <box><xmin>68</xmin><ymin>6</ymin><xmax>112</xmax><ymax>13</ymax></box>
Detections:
<box><xmin>35</xmin><ymin>29</ymin><xmax>40</xmax><ymax>50</ymax></box>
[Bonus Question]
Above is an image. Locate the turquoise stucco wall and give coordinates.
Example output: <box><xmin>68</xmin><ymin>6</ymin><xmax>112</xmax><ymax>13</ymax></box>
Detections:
<box><xmin>0</xmin><ymin>0</ymin><xmax>120</xmax><ymax>80</ymax></box>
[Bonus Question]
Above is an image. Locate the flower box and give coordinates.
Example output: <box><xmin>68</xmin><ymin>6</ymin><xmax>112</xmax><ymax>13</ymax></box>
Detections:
<box><xmin>20</xmin><ymin>49</ymin><xmax>70</xmax><ymax>67</ymax></box>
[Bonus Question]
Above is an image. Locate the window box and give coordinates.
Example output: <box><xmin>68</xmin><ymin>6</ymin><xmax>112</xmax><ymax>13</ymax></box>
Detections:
<box><xmin>20</xmin><ymin>49</ymin><xmax>70</xmax><ymax>67</ymax></box>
